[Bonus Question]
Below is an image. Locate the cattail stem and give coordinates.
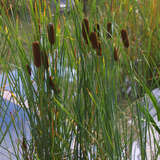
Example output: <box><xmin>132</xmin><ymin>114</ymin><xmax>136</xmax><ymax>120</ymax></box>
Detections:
<box><xmin>83</xmin><ymin>0</ymin><xmax>88</xmax><ymax>16</ymax></box>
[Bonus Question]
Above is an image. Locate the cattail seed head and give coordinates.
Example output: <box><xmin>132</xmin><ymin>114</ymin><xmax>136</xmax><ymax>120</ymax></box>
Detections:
<box><xmin>94</xmin><ymin>23</ymin><xmax>100</xmax><ymax>37</ymax></box>
<box><xmin>121</xmin><ymin>29</ymin><xmax>129</xmax><ymax>48</ymax></box>
<box><xmin>41</xmin><ymin>51</ymin><xmax>49</xmax><ymax>69</ymax></box>
<box><xmin>96</xmin><ymin>42</ymin><xmax>102</xmax><ymax>56</ymax></box>
<box><xmin>107</xmin><ymin>22</ymin><xmax>112</xmax><ymax>38</ymax></box>
<box><xmin>49</xmin><ymin>76</ymin><xmax>60</xmax><ymax>94</ymax></box>
<box><xmin>32</xmin><ymin>41</ymin><xmax>41</xmax><ymax>68</ymax></box>
<box><xmin>89</xmin><ymin>32</ymin><xmax>99</xmax><ymax>50</ymax></box>
<box><xmin>114</xmin><ymin>47</ymin><xmax>119</xmax><ymax>61</ymax></box>
<box><xmin>47</xmin><ymin>23</ymin><xmax>55</xmax><ymax>46</ymax></box>
<box><xmin>26</xmin><ymin>64</ymin><xmax>31</xmax><ymax>76</ymax></box>
<box><xmin>82</xmin><ymin>18</ymin><xmax>89</xmax><ymax>44</ymax></box>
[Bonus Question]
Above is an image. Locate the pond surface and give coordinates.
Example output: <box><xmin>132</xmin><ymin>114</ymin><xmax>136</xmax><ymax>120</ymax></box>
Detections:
<box><xmin>0</xmin><ymin>71</ymin><xmax>30</xmax><ymax>160</ymax></box>
<box><xmin>0</xmin><ymin>57</ymin><xmax>77</xmax><ymax>159</ymax></box>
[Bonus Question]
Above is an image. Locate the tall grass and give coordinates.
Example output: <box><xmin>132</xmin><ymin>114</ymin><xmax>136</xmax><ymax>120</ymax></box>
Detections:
<box><xmin>0</xmin><ymin>0</ymin><xmax>160</xmax><ymax>159</ymax></box>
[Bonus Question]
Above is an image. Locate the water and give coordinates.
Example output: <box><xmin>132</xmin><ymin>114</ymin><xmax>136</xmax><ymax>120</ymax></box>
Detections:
<box><xmin>0</xmin><ymin>58</ymin><xmax>77</xmax><ymax>159</ymax></box>
<box><xmin>0</xmin><ymin>1</ymin><xmax>76</xmax><ymax>159</ymax></box>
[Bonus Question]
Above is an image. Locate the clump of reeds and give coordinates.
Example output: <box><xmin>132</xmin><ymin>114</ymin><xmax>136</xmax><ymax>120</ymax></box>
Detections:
<box><xmin>107</xmin><ymin>22</ymin><xmax>112</xmax><ymax>38</ymax></box>
<box><xmin>32</xmin><ymin>41</ymin><xmax>41</xmax><ymax>68</ymax></box>
<box><xmin>82</xmin><ymin>18</ymin><xmax>90</xmax><ymax>44</ymax></box>
<box><xmin>121</xmin><ymin>29</ymin><xmax>129</xmax><ymax>48</ymax></box>
<box><xmin>47</xmin><ymin>23</ymin><xmax>55</xmax><ymax>46</ymax></box>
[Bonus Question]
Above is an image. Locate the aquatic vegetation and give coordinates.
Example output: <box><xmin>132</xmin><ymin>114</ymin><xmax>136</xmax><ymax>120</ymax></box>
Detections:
<box><xmin>0</xmin><ymin>0</ymin><xmax>160</xmax><ymax>159</ymax></box>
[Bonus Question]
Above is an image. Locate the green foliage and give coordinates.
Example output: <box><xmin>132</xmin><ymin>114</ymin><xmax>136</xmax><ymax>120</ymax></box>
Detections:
<box><xmin>0</xmin><ymin>0</ymin><xmax>160</xmax><ymax>159</ymax></box>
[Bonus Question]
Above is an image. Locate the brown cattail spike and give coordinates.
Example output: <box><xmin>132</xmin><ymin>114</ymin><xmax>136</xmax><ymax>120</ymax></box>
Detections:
<box><xmin>121</xmin><ymin>29</ymin><xmax>129</xmax><ymax>48</ymax></box>
<box><xmin>82</xmin><ymin>18</ymin><xmax>89</xmax><ymax>44</ymax></box>
<box><xmin>107</xmin><ymin>22</ymin><xmax>112</xmax><ymax>38</ymax></box>
<box><xmin>89</xmin><ymin>32</ymin><xmax>99</xmax><ymax>50</ymax></box>
<box><xmin>41</xmin><ymin>51</ymin><xmax>49</xmax><ymax>69</ymax></box>
<box><xmin>32</xmin><ymin>41</ymin><xmax>41</xmax><ymax>68</ymax></box>
<box><xmin>26</xmin><ymin>64</ymin><xmax>31</xmax><ymax>76</ymax></box>
<box><xmin>114</xmin><ymin>47</ymin><xmax>118</xmax><ymax>61</ymax></box>
<box><xmin>96</xmin><ymin>42</ymin><xmax>102</xmax><ymax>56</ymax></box>
<box><xmin>94</xmin><ymin>23</ymin><xmax>100</xmax><ymax>37</ymax></box>
<box><xmin>47</xmin><ymin>23</ymin><xmax>55</xmax><ymax>46</ymax></box>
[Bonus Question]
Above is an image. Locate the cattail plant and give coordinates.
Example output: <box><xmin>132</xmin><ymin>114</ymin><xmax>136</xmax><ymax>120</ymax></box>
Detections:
<box><xmin>41</xmin><ymin>51</ymin><xmax>49</xmax><ymax>69</ymax></box>
<box><xmin>47</xmin><ymin>23</ymin><xmax>55</xmax><ymax>46</ymax></box>
<box><xmin>32</xmin><ymin>41</ymin><xmax>41</xmax><ymax>68</ymax></box>
<box><xmin>114</xmin><ymin>47</ymin><xmax>119</xmax><ymax>61</ymax></box>
<box><xmin>82</xmin><ymin>18</ymin><xmax>89</xmax><ymax>44</ymax></box>
<box><xmin>97</xmin><ymin>42</ymin><xmax>102</xmax><ymax>56</ymax></box>
<box><xmin>121</xmin><ymin>29</ymin><xmax>129</xmax><ymax>48</ymax></box>
<box><xmin>26</xmin><ymin>64</ymin><xmax>31</xmax><ymax>76</ymax></box>
<box><xmin>89</xmin><ymin>32</ymin><xmax>99</xmax><ymax>50</ymax></box>
<box><xmin>89</xmin><ymin>32</ymin><xmax>102</xmax><ymax>56</ymax></box>
<box><xmin>94</xmin><ymin>23</ymin><xmax>100</xmax><ymax>37</ymax></box>
<box><xmin>107</xmin><ymin>22</ymin><xmax>112</xmax><ymax>38</ymax></box>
